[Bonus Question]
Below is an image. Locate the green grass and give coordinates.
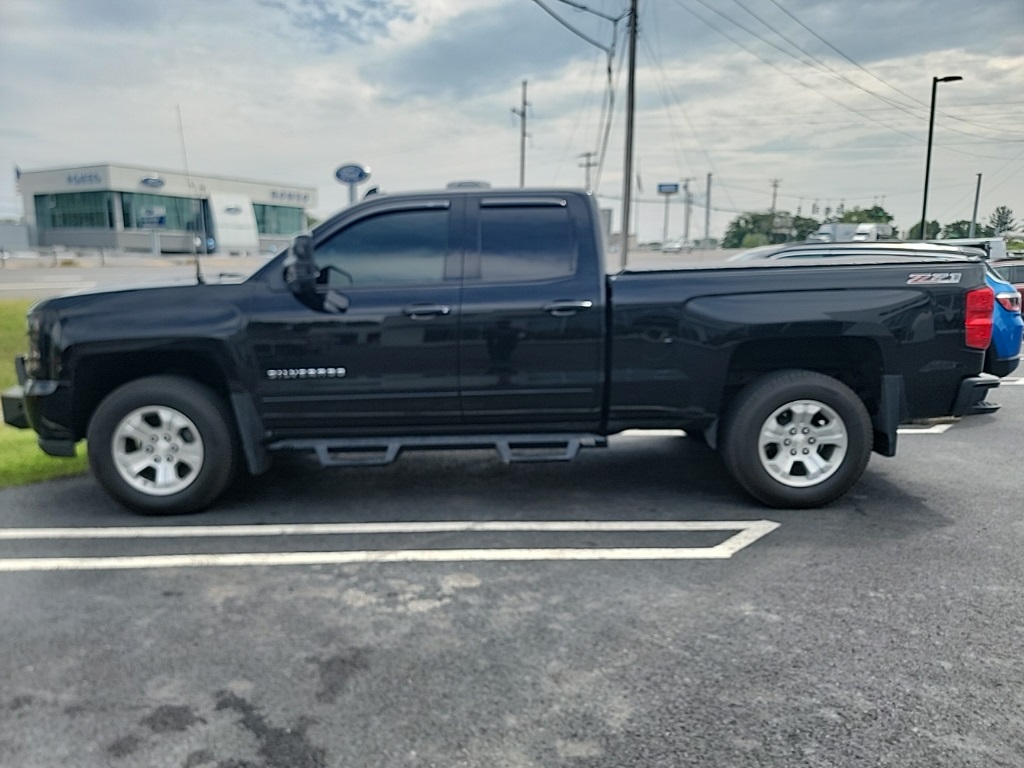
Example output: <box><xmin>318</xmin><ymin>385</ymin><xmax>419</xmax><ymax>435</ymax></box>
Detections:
<box><xmin>0</xmin><ymin>299</ymin><xmax>89</xmax><ymax>489</ymax></box>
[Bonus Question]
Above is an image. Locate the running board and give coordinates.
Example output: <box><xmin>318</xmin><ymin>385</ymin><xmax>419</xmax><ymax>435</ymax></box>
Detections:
<box><xmin>270</xmin><ymin>434</ymin><xmax>608</xmax><ymax>468</ymax></box>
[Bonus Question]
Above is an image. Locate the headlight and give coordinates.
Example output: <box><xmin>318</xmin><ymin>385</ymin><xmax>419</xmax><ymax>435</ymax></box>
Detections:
<box><xmin>24</xmin><ymin>311</ymin><xmax>42</xmax><ymax>377</ymax></box>
<box><xmin>23</xmin><ymin>308</ymin><xmax>59</xmax><ymax>380</ymax></box>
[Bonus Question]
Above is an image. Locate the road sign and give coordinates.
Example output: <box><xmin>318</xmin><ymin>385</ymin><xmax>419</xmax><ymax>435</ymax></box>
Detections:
<box><xmin>657</xmin><ymin>183</ymin><xmax>680</xmax><ymax>195</ymax></box>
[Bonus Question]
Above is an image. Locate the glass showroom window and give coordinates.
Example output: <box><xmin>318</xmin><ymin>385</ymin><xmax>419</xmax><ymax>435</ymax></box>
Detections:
<box><xmin>254</xmin><ymin>204</ymin><xmax>304</xmax><ymax>235</ymax></box>
<box><xmin>34</xmin><ymin>192</ymin><xmax>115</xmax><ymax>229</ymax></box>
<box><xmin>122</xmin><ymin>193</ymin><xmax>201</xmax><ymax>231</ymax></box>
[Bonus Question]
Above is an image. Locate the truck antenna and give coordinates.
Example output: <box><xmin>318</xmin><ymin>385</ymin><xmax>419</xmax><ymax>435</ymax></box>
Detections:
<box><xmin>178</xmin><ymin>104</ymin><xmax>205</xmax><ymax>284</ymax></box>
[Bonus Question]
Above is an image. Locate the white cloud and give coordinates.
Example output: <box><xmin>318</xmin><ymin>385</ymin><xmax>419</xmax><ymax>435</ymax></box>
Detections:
<box><xmin>1</xmin><ymin>0</ymin><xmax>1022</xmax><ymax>238</ymax></box>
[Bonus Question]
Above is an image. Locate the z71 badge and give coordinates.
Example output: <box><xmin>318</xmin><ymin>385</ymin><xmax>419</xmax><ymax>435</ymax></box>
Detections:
<box><xmin>907</xmin><ymin>273</ymin><xmax>963</xmax><ymax>284</ymax></box>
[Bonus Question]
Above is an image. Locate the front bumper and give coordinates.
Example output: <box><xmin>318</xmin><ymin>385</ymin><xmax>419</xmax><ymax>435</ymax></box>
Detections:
<box><xmin>2</xmin><ymin>355</ymin><xmax>29</xmax><ymax>429</ymax></box>
<box><xmin>1</xmin><ymin>384</ymin><xmax>28</xmax><ymax>429</ymax></box>
<box><xmin>2</xmin><ymin>356</ymin><xmax>77</xmax><ymax>456</ymax></box>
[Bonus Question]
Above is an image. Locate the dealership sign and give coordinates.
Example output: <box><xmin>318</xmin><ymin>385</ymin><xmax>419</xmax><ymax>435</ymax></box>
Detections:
<box><xmin>335</xmin><ymin>164</ymin><xmax>371</xmax><ymax>184</ymax></box>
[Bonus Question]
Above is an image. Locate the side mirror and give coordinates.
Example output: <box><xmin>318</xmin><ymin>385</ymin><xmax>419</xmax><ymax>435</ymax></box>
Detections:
<box><xmin>284</xmin><ymin>235</ymin><xmax>317</xmax><ymax>301</ymax></box>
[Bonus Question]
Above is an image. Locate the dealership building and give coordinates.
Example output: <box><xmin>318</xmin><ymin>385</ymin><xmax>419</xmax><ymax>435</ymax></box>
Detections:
<box><xmin>17</xmin><ymin>163</ymin><xmax>318</xmax><ymax>255</ymax></box>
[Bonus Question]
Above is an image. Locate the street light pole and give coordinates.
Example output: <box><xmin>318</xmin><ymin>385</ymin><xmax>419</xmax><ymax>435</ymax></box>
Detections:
<box><xmin>919</xmin><ymin>75</ymin><xmax>962</xmax><ymax>239</ymax></box>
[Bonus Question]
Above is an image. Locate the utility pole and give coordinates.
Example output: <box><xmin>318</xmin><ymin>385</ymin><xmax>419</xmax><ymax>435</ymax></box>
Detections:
<box><xmin>704</xmin><ymin>172</ymin><xmax>712</xmax><ymax>246</ymax></box>
<box><xmin>511</xmin><ymin>80</ymin><xmax>529</xmax><ymax>188</ymax></box>
<box><xmin>769</xmin><ymin>178</ymin><xmax>780</xmax><ymax>240</ymax></box>
<box><xmin>578</xmin><ymin>152</ymin><xmax>597</xmax><ymax>192</ymax></box>
<box><xmin>969</xmin><ymin>173</ymin><xmax>982</xmax><ymax>237</ymax></box>
<box><xmin>619</xmin><ymin>0</ymin><xmax>638</xmax><ymax>269</ymax></box>
<box><xmin>682</xmin><ymin>178</ymin><xmax>694</xmax><ymax>242</ymax></box>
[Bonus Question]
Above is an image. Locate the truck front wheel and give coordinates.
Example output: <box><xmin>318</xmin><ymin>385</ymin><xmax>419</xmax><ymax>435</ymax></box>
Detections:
<box><xmin>721</xmin><ymin>370</ymin><xmax>872</xmax><ymax>508</ymax></box>
<box><xmin>87</xmin><ymin>376</ymin><xmax>238</xmax><ymax>515</ymax></box>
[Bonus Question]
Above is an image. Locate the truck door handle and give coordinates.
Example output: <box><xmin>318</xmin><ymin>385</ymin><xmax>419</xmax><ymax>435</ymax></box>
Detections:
<box><xmin>543</xmin><ymin>300</ymin><xmax>593</xmax><ymax>317</ymax></box>
<box><xmin>403</xmin><ymin>304</ymin><xmax>452</xmax><ymax>319</ymax></box>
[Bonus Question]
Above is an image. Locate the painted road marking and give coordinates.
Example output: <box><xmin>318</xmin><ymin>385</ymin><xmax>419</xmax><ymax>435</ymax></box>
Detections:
<box><xmin>0</xmin><ymin>520</ymin><xmax>780</xmax><ymax>571</ymax></box>
<box><xmin>1000</xmin><ymin>378</ymin><xmax>1024</xmax><ymax>386</ymax></box>
<box><xmin>624</xmin><ymin>425</ymin><xmax>958</xmax><ymax>436</ymax></box>
<box><xmin>0</xmin><ymin>281</ymin><xmax>97</xmax><ymax>292</ymax></box>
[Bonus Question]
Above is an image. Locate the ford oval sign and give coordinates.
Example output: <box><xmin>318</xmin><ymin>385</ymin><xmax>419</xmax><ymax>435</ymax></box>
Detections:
<box><xmin>140</xmin><ymin>175</ymin><xmax>165</xmax><ymax>188</ymax></box>
<box><xmin>335</xmin><ymin>164</ymin><xmax>370</xmax><ymax>184</ymax></box>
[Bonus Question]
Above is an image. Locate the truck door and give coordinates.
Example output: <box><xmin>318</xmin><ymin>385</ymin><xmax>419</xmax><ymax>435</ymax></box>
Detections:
<box><xmin>457</xmin><ymin>193</ymin><xmax>606</xmax><ymax>430</ymax></box>
<box><xmin>249</xmin><ymin>198</ymin><xmax>463</xmax><ymax>435</ymax></box>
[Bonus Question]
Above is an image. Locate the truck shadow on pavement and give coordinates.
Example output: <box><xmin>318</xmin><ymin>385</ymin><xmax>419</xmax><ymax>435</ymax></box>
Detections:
<box><xmin>211</xmin><ymin>433</ymin><xmax>951</xmax><ymax>537</ymax></box>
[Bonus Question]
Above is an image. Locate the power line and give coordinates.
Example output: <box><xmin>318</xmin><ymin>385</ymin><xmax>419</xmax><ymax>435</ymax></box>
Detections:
<box><xmin>593</xmin><ymin>19</ymin><xmax>628</xmax><ymax>192</ymax></box>
<box><xmin>678</xmin><ymin>0</ymin><xmax>1024</xmax><ymax>147</ymax></box>
<box><xmin>765</xmin><ymin>0</ymin><xmax>1023</xmax><ymax>138</ymax></box>
<box><xmin>527</xmin><ymin>0</ymin><xmax>613</xmax><ymax>52</ymax></box>
<box><xmin>670</xmin><ymin>0</ymin><xmax>924</xmax><ymax>144</ymax></box>
<box><xmin>549</xmin><ymin>0</ymin><xmax>626</xmax><ymax>24</ymax></box>
<box><xmin>551</xmin><ymin>50</ymin><xmax>604</xmax><ymax>186</ymax></box>
<box><xmin>730</xmin><ymin>0</ymin><xmax>1024</xmax><ymax>141</ymax></box>
<box><xmin>726</xmin><ymin>0</ymin><xmax>925</xmax><ymax>117</ymax></box>
<box><xmin>638</xmin><ymin>31</ymin><xmax>739</xmax><ymax>211</ymax></box>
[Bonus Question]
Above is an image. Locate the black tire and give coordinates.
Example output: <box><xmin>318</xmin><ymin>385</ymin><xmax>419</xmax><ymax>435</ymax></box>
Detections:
<box><xmin>721</xmin><ymin>370</ymin><xmax>872</xmax><ymax>508</ymax></box>
<box><xmin>87</xmin><ymin>376</ymin><xmax>239</xmax><ymax>515</ymax></box>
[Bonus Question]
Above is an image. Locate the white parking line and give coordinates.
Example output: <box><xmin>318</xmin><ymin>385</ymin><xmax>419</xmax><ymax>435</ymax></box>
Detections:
<box><xmin>1000</xmin><ymin>378</ymin><xmax>1024</xmax><ymax>386</ymax></box>
<box><xmin>0</xmin><ymin>520</ymin><xmax>780</xmax><ymax>571</ymax></box>
<box><xmin>0</xmin><ymin>281</ymin><xmax>97</xmax><ymax>291</ymax></box>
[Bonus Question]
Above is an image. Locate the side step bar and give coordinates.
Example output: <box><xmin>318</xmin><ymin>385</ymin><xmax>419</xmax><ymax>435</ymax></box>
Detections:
<box><xmin>270</xmin><ymin>434</ymin><xmax>609</xmax><ymax>468</ymax></box>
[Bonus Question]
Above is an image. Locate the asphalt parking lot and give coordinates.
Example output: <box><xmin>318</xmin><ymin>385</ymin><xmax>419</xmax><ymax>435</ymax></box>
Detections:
<box><xmin>1</xmin><ymin>380</ymin><xmax>1022</xmax><ymax>767</ymax></box>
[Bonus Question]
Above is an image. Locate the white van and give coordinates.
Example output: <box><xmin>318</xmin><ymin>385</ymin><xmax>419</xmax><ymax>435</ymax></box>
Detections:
<box><xmin>851</xmin><ymin>223</ymin><xmax>894</xmax><ymax>241</ymax></box>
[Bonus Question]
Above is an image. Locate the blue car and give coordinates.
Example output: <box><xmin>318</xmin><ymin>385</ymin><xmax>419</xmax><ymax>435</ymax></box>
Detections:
<box><xmin>983</xmin><ymin>264</ymin><xmax>1023</xmax><ymax>379</ymax></box>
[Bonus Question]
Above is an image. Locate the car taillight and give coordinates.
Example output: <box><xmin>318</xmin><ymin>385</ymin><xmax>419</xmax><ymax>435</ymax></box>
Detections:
<box><xmin>965</xmin><ymin>286</ymin><xmax>994</xmax><ymax>349</ymax></box>
<box><xmin>995</xmin><ymin>290</ymin><xmax>1022</xmax><ymax>313</ymax></box>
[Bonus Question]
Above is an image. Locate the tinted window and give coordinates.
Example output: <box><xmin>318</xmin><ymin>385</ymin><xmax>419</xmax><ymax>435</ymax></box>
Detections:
<box><xmin>478</xmin><ymin>206</ymin><xmax>576</xmax><ymax>282</ymax></box>
<box><xmin>315</xmin><ymin>209</ymin><xmax>448</xmax><ymax>287</ymax></box>
<box><xmin>994</xmin><ymin>263</ymin><xmax>1024</xmax><ymax>283</ymax></box>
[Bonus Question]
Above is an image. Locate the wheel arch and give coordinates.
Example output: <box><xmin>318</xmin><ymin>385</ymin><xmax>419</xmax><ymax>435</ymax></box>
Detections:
<box><xmin>716</xmin><ymin>336</ymin><xmax>900</xmax><ymax>454</ymax></box>
<box><xmin>70</xmin><ymin>346</ymin><xmax>236</xmax><ymax>439</ymax></box>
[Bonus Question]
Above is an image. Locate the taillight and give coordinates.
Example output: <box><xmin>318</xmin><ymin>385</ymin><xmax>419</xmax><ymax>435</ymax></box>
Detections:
<box><xmin>965</xmin><ymin>287</ymin><xmax>994</xmax><ymax>349</ymax></box>
<box><xmin>995</xmin><ymin>290</ymin><xmax>1022</xmax><ymax>313</ymax></box>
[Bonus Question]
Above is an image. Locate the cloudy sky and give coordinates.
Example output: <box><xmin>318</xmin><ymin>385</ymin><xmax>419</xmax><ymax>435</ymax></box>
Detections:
<box><xmin>2</xmin><ymin>0</ymin><xmax>1022</xmax><ymax>241</ymax></box>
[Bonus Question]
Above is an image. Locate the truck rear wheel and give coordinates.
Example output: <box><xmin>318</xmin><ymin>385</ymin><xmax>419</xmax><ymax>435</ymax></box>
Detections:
<box><xmin>87</xmin><ymin>376</ymin><xmax>238</xmax><ymax>515</ymax></box>
<box><xmin>721</xmin><ymin>370</ymin><xmax>872</xmax><ymax>508</ymax></box>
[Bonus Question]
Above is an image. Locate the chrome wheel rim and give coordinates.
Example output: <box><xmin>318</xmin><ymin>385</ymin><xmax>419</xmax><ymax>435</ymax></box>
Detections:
<box><xmin>758</xmin><ymin>399</ymin><xmax>848</xmax><ymax>488</ymax></box>
<box><xmin>111</xmin><ymin>406</ymin><xmax>205</xmax><ymax>496</ymax></box>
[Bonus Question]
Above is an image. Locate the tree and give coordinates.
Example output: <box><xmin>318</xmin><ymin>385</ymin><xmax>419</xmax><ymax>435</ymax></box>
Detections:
<box><xmin>988</xmin><ymin>206</ymin><xmax>1016</xmax><ymax>234</ymax></box>
<box><xmin>839</xmin><ymin>206</ymin><xmax>894</xmax><ymax>225</ymax></box>
<box><xmin>723</xmin><ymin>213</ymin><xmax>769</xmax><ymax>248</ymax></box>
<box><xmin>906</xmin><ymin>220</ymin><xmax>941</xmax><ymax>240</ymax></box>
<box><xmin>941</xmin><ymin>220</ymin><xmax>995</xmax><ymax>238</ymax></box>
<box><xmin>722</xmin><ymin>211</ymin><xmax>819</xmax><ymax>248</ymax></box>
<box><xmin>791</xmin><ymin>215</ymin><xmax>821</xmax><ymax>241</ymax></box>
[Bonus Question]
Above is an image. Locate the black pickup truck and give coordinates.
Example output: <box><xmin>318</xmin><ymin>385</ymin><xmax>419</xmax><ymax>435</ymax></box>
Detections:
<box><xmin>2</xmin><ymin>188</ymin><xmax>999</xmax><ymax>514</ymax></box>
